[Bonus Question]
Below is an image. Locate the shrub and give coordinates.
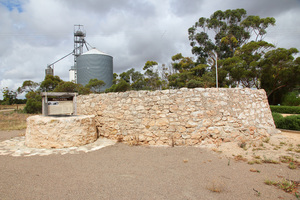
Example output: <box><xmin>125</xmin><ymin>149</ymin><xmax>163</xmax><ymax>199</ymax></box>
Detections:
<box><xmin>24</xmin><ymin>98</ymin><xmax>42</xmax><ymax>114</ymax></box>
<box><xmin>272</xmin><ymin>113</ymin><xmax>300</xmax><ymax>131</ymax></box>
<box><xmin>270</xmin><ymin>105</ymin><xmax>300</xmax><ymax>114</ymax></box>
<box><xmin>272</xmin><ymin>112</ymin><xmax>283</xmax><ymax>121</ymax></box>
<box><xmin>282</xmin><ymin>92</ymin><xmax>300</xmax><ymax>106</ymax></box>
<box><xmin>105</xmin><ymin>79</ymin><xmax>130</xmax><ymax>93</ymax></box>
<box><xmin>24</xmin><ymin>91</ymin><xmax>42</xmax><ymax>114</ymax></box>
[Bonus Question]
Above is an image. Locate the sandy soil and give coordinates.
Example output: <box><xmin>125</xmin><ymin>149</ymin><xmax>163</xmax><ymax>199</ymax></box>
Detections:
<box><xmin>209</xmin><ymin>130</ymin><xmax>300</xmax><ymax>163</ymax></box>
<box><xmin>0</xmin><ymin>130</ymin><xmax>299</xmax><ymax>200</ymax></box>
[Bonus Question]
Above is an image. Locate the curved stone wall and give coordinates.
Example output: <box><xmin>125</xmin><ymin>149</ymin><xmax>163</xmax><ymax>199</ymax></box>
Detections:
<box><xmin>77</xmin><ymin>88</ymin><xmax>278</xmax><ymax>146</ymax></box>
<box><xmin>26</xmin><ymin>115</ymin><xmax>97</xmax><ymax>148</ymax></box>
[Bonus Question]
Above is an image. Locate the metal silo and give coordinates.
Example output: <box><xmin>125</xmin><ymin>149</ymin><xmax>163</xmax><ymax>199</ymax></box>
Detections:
<box><xmin>76</xmin><ymin>48</ymin><xmax>113</xmax><ymax>92</ymax></box>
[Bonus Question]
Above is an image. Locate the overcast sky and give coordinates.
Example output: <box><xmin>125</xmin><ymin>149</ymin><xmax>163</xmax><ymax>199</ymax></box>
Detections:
<box><xmin>0</xmin><ymin>0</ymin><xmax>300</xmax><ymax>99</ymax></box>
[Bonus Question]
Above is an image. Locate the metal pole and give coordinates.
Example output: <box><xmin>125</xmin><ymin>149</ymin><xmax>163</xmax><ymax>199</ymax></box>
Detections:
<box><xmin>215</xmin><ymin>51</ymin><xmax>218</xmax><ymax>88</ymax></box>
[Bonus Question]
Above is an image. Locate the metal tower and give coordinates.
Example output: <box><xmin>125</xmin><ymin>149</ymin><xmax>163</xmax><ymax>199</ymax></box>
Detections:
<box><xmin>74</xmin><ymin>25</ymin><xmax>86</xmax><ymax>68</ymax></box>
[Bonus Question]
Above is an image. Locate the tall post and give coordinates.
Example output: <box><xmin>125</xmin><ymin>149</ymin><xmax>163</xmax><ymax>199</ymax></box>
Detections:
<box><xmin>215</xmin><ymin>51</ymin><xmax>218</xmax><ymax>88</ymax></box>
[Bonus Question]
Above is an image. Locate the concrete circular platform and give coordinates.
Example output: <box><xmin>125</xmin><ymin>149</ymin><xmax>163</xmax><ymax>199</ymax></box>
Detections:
<box><xmin>25</xmin><ymin>115</ymin><xmax>97</xmax><ymax>149</ymax></box>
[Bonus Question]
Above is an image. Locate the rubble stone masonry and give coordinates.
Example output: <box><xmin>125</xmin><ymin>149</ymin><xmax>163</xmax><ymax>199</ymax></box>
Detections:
<box><xmin>77</xmin><ymin>88</ymin><xmax>277</xmax><ymax>146</ymax></box>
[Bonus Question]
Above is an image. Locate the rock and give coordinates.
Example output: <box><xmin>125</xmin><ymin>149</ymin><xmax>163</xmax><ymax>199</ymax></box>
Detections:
<box><xmin>186</xmin><ymin>121</ymin><xmax>198</xmax><ymax>128</ymax></box>
<box><xmin>76</xmin><ymin>88</ymin><xmax>277</xmax><ymax>147</ymax></box>
<box><xmin>156</xmin><ymin>118</ymin><xmax>169</xmax><ymax>126</ymax></box>
<box><xmin>26</xmin><ymin>115</ymin><xmax>97</xmax><ymax>149</ymax></box>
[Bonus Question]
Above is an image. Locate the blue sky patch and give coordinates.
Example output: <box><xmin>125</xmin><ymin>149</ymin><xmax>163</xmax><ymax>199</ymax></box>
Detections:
<box><xmin>0</xmin><ymin>0</ymin><xmax>23</xmax><ymax>12</ymax></box>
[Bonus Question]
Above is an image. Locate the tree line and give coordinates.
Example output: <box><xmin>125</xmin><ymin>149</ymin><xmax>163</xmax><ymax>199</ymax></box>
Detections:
<box><xmin>1</xmin><ymin>8</ymin><xmax>299</xmax><ymax>113</ymax></box>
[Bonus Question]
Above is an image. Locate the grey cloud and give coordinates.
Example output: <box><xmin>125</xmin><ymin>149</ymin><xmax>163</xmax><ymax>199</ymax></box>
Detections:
<box><xmin>230</xmin><ymin>0</ymin><xmax>300</xmax><ymax>17</ymax></box>
<box><xmin>62</xmin><ymin>0</ymin><xmax>155</xmax><ymax>19</ymax></box>
<box><xmin>1</xmin><ymin>0</ymin><xmax>300</xmax><ymax>99</ymax></box>
<box><xmin>170</xmin><ymin>0</ymin><xmax>205</xmax><ymax>16</ymax></box>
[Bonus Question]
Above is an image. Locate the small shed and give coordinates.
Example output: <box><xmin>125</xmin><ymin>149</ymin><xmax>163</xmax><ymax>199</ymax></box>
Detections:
<box><xmin>41</xmin><ymin>92</ymin><xmax>78</xmax><ymax>116</ymax></box>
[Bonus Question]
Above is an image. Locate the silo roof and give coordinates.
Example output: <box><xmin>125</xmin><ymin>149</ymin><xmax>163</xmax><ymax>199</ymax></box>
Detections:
<box><xmin>82</xmin><ymin>48</ymin><xmax>110</xmax><ymax>56</ymax></box>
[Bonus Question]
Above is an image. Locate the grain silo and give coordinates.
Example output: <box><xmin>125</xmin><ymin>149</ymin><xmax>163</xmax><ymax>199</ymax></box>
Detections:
<box><xmin>76</xmin><ymin>48</ymin><xmax>113</xmax><ymax>92</ymax></box>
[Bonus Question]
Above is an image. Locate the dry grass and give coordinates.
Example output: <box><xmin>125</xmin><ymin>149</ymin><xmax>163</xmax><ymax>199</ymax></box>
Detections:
<box><xmin>0</xmin><ymin>111</ymin><xmax>33</xmax><ymax>130</ymax></box>
<box><xmin>265</xmin><ymin>178</ymin><xmax>300</xmax><ymax>196</ymax></box>
<box><xmin>206</xmin><ymin>180</ymin><xmax>225</xmax><ymax>193</ymax></box>
<box><xmin>0</xmin><ymin>104</ymin><xmax>25</xmax><ymax>110</ymax></box>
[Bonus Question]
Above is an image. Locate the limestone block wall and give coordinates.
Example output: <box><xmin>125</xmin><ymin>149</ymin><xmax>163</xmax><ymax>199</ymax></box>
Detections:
<box><xmin>77</xmin><ymin>88</ymin><xmax>277</xmax><ymax>146</ymax></box>
<box><xmin>26</xmin><ymin>115</ymin><xmax>97</xmax><ymax>148</ymax></box>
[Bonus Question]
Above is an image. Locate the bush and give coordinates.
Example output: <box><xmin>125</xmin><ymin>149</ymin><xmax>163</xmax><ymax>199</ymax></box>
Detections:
<box><xmin>272</xmin><ymin>113</ymin><xmax>300</xmax><ymax>131</ymax></box>
<box><xmin>24</xmin><ymin>91</ymin><xmax>42</xmax><ymax>114</ymax></box>
<box><xmin>24</xmin><ymin>98</ymin><xmax>42</xmax><ymax>114</ymax></box>
<box><xmin>270</xmin><ymin>105</ymin><xmax>300</xmax><ymax>114</ymax></box>
<box><xmin>282</xmin><ymin>92</ymin><xmax>300</xmax><ymax>106</ymax></box>
<box><xmin>272</xmin><ymin>112</ymin><xmax>283</xmax><ymax>121</ymax></box>
<box><xmin>105</xmin><ymin>79</ymin><xmax>130</xmax><ymax>93</ymax></box>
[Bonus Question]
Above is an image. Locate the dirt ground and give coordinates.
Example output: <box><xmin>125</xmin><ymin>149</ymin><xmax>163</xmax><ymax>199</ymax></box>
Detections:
<box><xmin>0</xmin><ymin>130</ymin><xmax>299</xmax><ymax>200</ymax></box>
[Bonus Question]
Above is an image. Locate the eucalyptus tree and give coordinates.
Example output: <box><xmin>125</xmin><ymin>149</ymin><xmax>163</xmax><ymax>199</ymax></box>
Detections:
<box><xmin>188</xmin><ymin>8</ymin><xmax>275</xmax><ymax>64</ymax></box>
<box><xmin>260</xmin><ymin>48</ymin><xmax>300</xmax><ymax>104</ymax></box>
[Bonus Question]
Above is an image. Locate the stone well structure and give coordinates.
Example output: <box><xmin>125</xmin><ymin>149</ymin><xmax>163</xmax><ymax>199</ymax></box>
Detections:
<box><xmin>26</xmin><ymin>115</ymin><xmax>97</xmax><ymax>149</ymax></box>
<box><xmin>77</xmin><ymin>88</ymin><xmax>278</xmax><ymax>146</ymax></box>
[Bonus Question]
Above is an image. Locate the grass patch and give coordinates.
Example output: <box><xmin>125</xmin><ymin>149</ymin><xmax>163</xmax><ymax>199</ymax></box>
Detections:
<box><xmin>264</xmin><ymin>179</ymin><xmax>277</xmax><ymax>185</ymax></box>
<box><xmin>250</xmin><ymin>168</ymin><xmax>260</xmax><ymax>173</ymax></box>
<box><xmin>288</xmin><ymin>162</ymin><xmax>297</xmax><ymax>169</ymax></box>
<box><xmin>265</xmin><ymin>178</ymin><xmax>300</xmax><ymax>197</ymax></box>
<box><xmin>234</xmin><ymin>155</ymin><xmax>248</xmax><ymax>162</ymax></box>
<box><xmin>0</xmin><ymin>111</ymin><xmax>32</xmax><ymax>130</ymax></box>
<box><xmin>273</xmin><ymin>146</ymin><xmax>281</xmax><ymax>150</ymax></box>
<box><xmin>262</xmin><ymin>156</ymin><xmax>279</xmax><ymax>164</ymax></box>
<box><xmin>127</xmin><ymin>135</ymin><xmax>140</xmax><ymax>146</ymax></box>
<box><xmin>253</xmin><ymin>155</ymin><xmax>261</xmax><ymax>159</ymax></box>
<box><xmin>280</xmin><ymin>142</ymin><xmax>287</xmax><ymax>146</ymax></box>
<box><xmin>263</xmin><ymin>137</ymin><xmax>270</xmax><ymax>143</ymax></box>
<box><xmin>207</xmin><ymin>180</ymin><xmax>224</xmax><ymax>193</ymax></box>
<box><xmin>279</xmin><ymin>156</ymin><xmax>295</xmax><ymax>163</ymax></box>
<box><xmin>248</xmin><ymin>160</ymin><xmax>262</xmax><ymax>165</ymax></box>
<box><xmin>287</xmin><ymin>147</ymin><xmax>294</xmax><ymax>152</ymax></box>
<box><xmin>0</xmin><ymin>104</ymin><xmax>26</xmax><ymax>111</ymax></box>
<box><xmin>252</xmin><ymin>147</ymin><xmax>265</xmax><ymax>151</ymax></box>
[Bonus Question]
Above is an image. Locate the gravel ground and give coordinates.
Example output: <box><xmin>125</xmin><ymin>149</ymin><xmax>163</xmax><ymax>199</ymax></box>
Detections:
<box><xmin>0</xmin><ymin>130</ymin><xmax>299</xmax><ymax>200</ymax></box>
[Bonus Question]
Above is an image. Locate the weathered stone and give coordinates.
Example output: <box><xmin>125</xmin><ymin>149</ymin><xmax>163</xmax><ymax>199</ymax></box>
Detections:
<box><xmin>156</xmin><ymin>118</ymin><xmax>169</xmax><ymax>126</ymax></box>
<box><xmin>176</xmin><ymin>126</ymin><xmax>186</xmax><ymax>133</ymax></box>
<box><xmin>138</xmin><ymin>134</ymin><xmax>146</xmax><ymax>141</ymax></box>
<box><xmin>76</xmin><ymin>88</ymin><xmax>277</xmax><ymax>147</ymax></box>
<box><xmin>202</xmin><ymin>119</ymin><xmax>212</xmax><ymax>127</ymax></box>
<box><xmin>26</xmin><ymin>115</ymin><xmax>97</xmax><ymax>149</ymax></box>
<box><xmin>186</xmin><ymin>120</ymin><xmax>198</xmax><ymax>128</ymax></box>
<box><xmin>136</xmin><ymin>105</ymin><xmax>144</xmax><ymax>110</ymax></box>
<box><xmin>156</xmin><ymin>141</ymin><xmax>164</xmax><ymax>146</ymax></box>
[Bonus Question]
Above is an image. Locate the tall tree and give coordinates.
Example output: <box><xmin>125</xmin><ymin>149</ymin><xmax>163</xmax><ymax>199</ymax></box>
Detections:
<box><xmin>221</xmin><ymin>41</ymin><xmax>275</xmax><ymax>88</ymax></box>
<box><xmin>188</xmin><ymin>8</ymin><xmax>275</xmax><ymax>64</ymax></box>
<box><xmin>143</xmin><ymin>61</ymin><xmax>162</xmax><ymax>90</ymax></box>
<box><xmin>85</xmin><ymin>79</ymin><xmax>105</xmax><ymax>93</ymax></box>
<box><xmin>17</xmin><ymin>80</ymin><xmax>39</xmax><ymax>94</ymax></box>
<box><xmin>1</xmin><ymin>88</ymin><xmax>17</xmax><ymax>105</ymax></box>
<box><xmin>260</xmin><ymin>48</ymin><xmax>300</xmax><ymax>104</ymax></box>
<box><xmin>53</xmin><ymin>81</ymin><xmax>90</xmax><ymax>94</ymax></box>
<box><xmin>168</xmin><ymin>53</ymin><xmax>214</xmax><ymax>88</ymax></box>
<box><xmin>40</xmin><ymin>75</ymin><xmax>63</xmax><ymax>92</ymax></box>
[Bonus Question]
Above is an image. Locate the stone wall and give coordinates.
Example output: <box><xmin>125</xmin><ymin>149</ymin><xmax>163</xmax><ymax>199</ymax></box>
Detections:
<box><xmin>26</xmin><ymin>115</ymin><xmax>97</xmax><ymax>148</ymax></box>
<box><xmin>77</xmin><ymin>88</ymin><xmax>277</xmax><ymax>146</ymax></box>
